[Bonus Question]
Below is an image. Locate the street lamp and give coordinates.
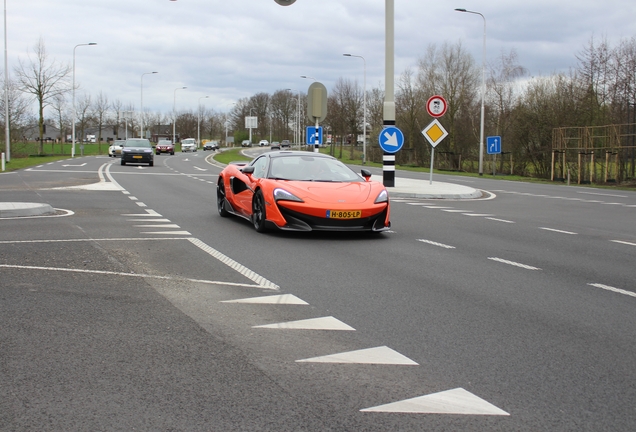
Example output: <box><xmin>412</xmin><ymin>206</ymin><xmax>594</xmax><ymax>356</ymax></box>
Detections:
<box><xmin>343</xmin><ymin>53</ymin><xmax>367</xmax><ymax>164</ymax></box>
<box><xmin>225</xmin><ymin>102</ymin><xmax>235</xmax><ymax>146</ymax></box>
<box><xmin>71</xmin><ymin>42</ymin><xmax>97</xmax><ymax>158</ymax></box>
<box><xmin>4</xmin><ymin>0</ymin><xmax>9</xmax><ymax>162</ymax></box>
<box><xmin>197</xmin><ymin>95</ymin><xmax>209</xmax><ymax>148</ymax></box>
<box><xmin>455</xmin><ymin>7</ymin><xmax>486</xmax><ymax>176</ymax></box>
<box><xmin>140</xmin><ymin>71</ymin><xmax>158</xmax><ymax>139</ymax></box>
<box><xmin>173</xmin><ymin>86</ymin><xmax>187</xmax><ymax>144</ymax></box>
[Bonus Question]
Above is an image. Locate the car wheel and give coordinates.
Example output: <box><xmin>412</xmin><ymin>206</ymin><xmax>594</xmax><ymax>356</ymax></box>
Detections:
<box><xmin>252</xmin><ymin>190</ymin><xmax>267</xmax><ymax>232</ymax></box>
<box><xmin>149</xmin><ymin>161</ymin><xmax>154</xmax><ymax>167</ymax></box>
<box><xmin>217</xmin><ymin>180</ymin><xmax>229</xmax><ymax>217</ymax></box>
<box><xmin>121</xmin><ymin>159</ymin><xmax>126</xmax><ymax>165</ymax></box>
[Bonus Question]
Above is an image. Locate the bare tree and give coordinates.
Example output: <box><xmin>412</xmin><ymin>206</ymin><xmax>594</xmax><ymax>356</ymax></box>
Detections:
<box><xmin>75</xmin><ymin>93</ymin><xmax>92</xmax><ymax>145</ymax></box>
<box><xmin>93</xmin><ymin>91</ymin><xmax>110</xmax><ymax>148</ymax></box>
<box><xmin>1</xmin><ymin>75</ymin><xmax>33</xmax><ymax>147</ymax></box>
<box><xmin>14</xmin><ymin>37</ymin><xmax>71</xmax><ymax>154</ymax></box>
<box><xmin>50</xmin><ymin>94</ymin><xmax>69</xmax><ymax>152</ymax></box>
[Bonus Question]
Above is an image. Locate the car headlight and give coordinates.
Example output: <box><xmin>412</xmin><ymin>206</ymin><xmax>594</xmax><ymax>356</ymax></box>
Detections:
<box><xmin>374</xmin><ymin>190</ymin><xmax>388</xmax><ymax>204</ymax></box>
<box><xmin>274</xmin><ymin>188</ymin><xmax>304</xmax><ymax>202</ymax></box>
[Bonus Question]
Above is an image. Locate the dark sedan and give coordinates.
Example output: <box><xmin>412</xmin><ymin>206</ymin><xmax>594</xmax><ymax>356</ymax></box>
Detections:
<box><xmin>121</xmin><ymin>138</ymin><xmax>154</xmax><ymax>166</ymax></box>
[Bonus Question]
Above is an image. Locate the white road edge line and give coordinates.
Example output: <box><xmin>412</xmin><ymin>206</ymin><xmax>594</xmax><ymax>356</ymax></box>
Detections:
<box><xmin>611</xmin><ymin>240</ymin><xmax>636</xmax><ymax>247</ymax></box>
<box><xmin>485</xmin><ymin>217</ymin><xmax>515</xmax><ymax>224</ymax></box>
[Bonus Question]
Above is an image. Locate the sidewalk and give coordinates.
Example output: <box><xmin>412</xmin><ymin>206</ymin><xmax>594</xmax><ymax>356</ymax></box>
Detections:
<box><xmin>372</xmin><ymin>175</ymin><xmax>482</xmax><ymax>199</ymax></box>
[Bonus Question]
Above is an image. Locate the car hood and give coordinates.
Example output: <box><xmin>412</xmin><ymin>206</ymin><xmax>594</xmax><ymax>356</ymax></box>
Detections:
<box><xmin>281</xmin><ymin>180</ymin><xmax>374</xmax><ymax>204</ymax></box>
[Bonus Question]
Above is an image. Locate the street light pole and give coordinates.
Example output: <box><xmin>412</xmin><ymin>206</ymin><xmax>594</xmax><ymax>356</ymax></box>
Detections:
<box><xmin>343</xmin><ymin>53</ymin><xmax>367</xmax><ymax>164</ymax></box>
<box><xmin>4</xmin><ymin>0</ymin><xmax>9</xmax><ymax>162</ymax></box>
<box><xmin>71</xmin><ymin>42</ymin><xmax>96</xmax><ymax>158</ymax></box>
<box><xmin>301</xmin><ymin>76</ymin><xmax>317</xmax><ymax>149</ymax></box>
<box><xmin>455</xmin><ymin>8</ymin><xmax>486</xmax><ymax>176</ymax></box>
<box><xmin>197</xmin><ymin>95</ymin><xmax>209</xmax><ymax>147</ymax></box>
<box><xmin>140</xmin><ymin>71</ymin><xmax>158</xmax><ymax>139</ymax></box>
<box><xmin>173</xmin><ymin>86</ymin><xmax>187</xmax><ymax>144</ymax></box>
<box><xmin>382</xmin><ymin>0</ymin><xmax>396</xmax><ymax>186</ymax></box>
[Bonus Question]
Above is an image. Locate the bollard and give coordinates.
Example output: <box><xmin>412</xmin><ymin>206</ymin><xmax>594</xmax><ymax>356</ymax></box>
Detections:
<box><xmin>1</xmin><ymin>152</ymin><xmax>5</xmax><ymax>171</ymax></box>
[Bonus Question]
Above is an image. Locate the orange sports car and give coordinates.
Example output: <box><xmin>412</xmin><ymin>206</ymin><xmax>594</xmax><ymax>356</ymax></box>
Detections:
<box><xmin>216</xmin><ymin>151</ymin><xmax>391</xmax><ymax>233</ymax></box>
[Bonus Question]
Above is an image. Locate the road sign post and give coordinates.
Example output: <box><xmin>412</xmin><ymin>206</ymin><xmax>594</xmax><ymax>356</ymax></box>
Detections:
<box><xmin>422</xmin><ymin>119</ymin><xmax>449</xmax><ymax>185</ymax></box>
<box><xmin>487</xmin><ymin>136</ymin><xmax>501</xmax><ymax>176</ymax></box>
<box><xmin>378</xmin><ymin>126</ymin><xmax>404</xmax><ymax>187</ymax></box>
<box><xmin>307</xmin><ymin>82</ymin><xmax>328</xmax><ymax>153</ymax></box>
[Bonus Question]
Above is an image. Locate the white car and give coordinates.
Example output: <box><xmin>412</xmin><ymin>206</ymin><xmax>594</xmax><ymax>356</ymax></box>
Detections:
<box><xmin>108</xmin><ymin>140</ymin><xmax>124</xmax><ymax>157</ymax></box>
<box><xmin>259</xmin><ymin>140</ymin><xmax>269</xmax><ymax>147</ymax></box>
<box><xmin>181</xmin><ymin>138</ymin><xmax>197</xmax><ymax>152</ymax></box>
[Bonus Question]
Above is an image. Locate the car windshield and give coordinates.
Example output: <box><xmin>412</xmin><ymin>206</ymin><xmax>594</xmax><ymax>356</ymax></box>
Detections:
<box><xmin>125</xmin><ymin>140</ymin><xmax>152</xmax><ymax>148</ymax></box>
<box><xmin>268</xmin><ymin>155</ymin><xmax>362</xmax><ymax>182</ymax></box>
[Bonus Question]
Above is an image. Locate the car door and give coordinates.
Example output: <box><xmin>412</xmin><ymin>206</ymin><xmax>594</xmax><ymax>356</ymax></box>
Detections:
<box><xmin>232</xmin><ymin>156</ymin><xmax>268</xmax><ymax>217</ymax></box>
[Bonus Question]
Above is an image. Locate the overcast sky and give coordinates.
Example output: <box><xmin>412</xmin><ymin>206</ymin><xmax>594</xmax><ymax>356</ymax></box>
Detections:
<box><xmin>6</xmin><ymin>0</ymin><xmax>636</xmax><ymax>116</ymax></box>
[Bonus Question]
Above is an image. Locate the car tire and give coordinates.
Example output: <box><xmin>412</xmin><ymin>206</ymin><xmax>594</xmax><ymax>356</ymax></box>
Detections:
<box><xmin>121</xmin><ymin>159</ymin><xmax>126</xmax><ymax>166</ymax></box>
<box><xmin>149</xmin><ymin>161</ymin><xmax>154</xmax><ymax>167</ymax></box>
<box><xmin>217</xmin><ymin>180</ymin><xmax>229</xmax><ymax>217</ymax></box>
<box><xmin>252</xmin><ymin>190</ymin><xmax>267</xmax><ymax>233</ymax></box>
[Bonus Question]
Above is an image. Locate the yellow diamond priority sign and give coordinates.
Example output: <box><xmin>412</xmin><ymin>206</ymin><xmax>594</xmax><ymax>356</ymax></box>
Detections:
<box><xmin>422</xmin><ymin>119</ymin><xmax>448</xmax><ymax>148</ymax></box>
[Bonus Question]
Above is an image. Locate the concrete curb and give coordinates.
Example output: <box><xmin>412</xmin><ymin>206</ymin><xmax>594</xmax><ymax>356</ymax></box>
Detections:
<box><xmin>0</xmin><ymin>202</ymin><xmax>56</xmax><ymax>218</ymax></box>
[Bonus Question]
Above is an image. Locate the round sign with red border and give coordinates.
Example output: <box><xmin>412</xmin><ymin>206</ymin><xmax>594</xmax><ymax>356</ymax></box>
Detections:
<box><xmin>426</xmin><ymin>95</ymin><xmax>447</xmax><ymax>118</ymax></box>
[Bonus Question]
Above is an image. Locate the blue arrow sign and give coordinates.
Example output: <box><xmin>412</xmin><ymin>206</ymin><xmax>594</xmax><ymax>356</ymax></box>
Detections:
<box><xmin>306</xmin><ymin>126</ymin><xmax>323</xmax><ymax>145</ymax></box>
<box><xmin>487</xmin><ymin>136</ymin><xmax>501</xmax><ymax>154</ymax></box>
<box><xmin>378</xmin><ymin>126</ymin><xmax>404</xmax><ymax>153</ymax></box>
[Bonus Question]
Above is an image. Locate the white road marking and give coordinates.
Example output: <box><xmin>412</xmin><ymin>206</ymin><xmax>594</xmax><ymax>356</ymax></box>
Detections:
<box><xmin>128</xmin><ymin>196</ymin><xmax>138</xmax><ymax>201</ymax></box>
<box><xmin>123</xmin><ymin>209</ymin><xmax>162</xmax><ymax>217</ymax></box>
<box><xmin>488</xmin><ymin>257</ymin><xmax>541</xmax><ymax>270</ymax></box>
<box><xmin>296</xmin><ymin>346</ymin><xmax>418</xmax><ymax>365</ymax></box>
<box><xmin>135</xmin><ymin>202</ymin><xmax>147</xmax><ymax>207</ymax></box>
<box><xmin>588</xmin><ymin>283</ymin><xmax>636</xmax><ymax>298</ymax></box>
<box><xmin>417</xmin><ymin>239</ymin><xmax>455</xmax><ymax>249</ymax></box>
<box><xmin>424</xmin><ymin>206</ymin><xmax>452</xmax><ymax>209</ymax></box>
<box><xmin>253</xmin><ymin>316</ymin><xmax>355</xmax><ymax>331</ymax></box>
<box><xmin>193</xmin><ymin>166</ymin><xmax>207</xmax><ymax>171</ymax></box>
<box><xmin>127</xmin><ymin>218</ymin><xmax>171</xmax><ymax>222</ymax></box>
<box><xmin>463</xmin><ymin>213</ymin><xmax>494</xmax><ymax>217</ymax></box>
<box><xmin>485</xmin><ymin>217</ymin><xmax>515</xmax><ymax>223</ymax></box>
<box><xmin>539</xmin><ymin>227</ymin><xmax>577</xmax><ymax>235</ymax></box>
<box><xmin>442</xmin><ymin>209</ymin><xmax>472</xmax><ymax>213</ymax></box>
<box><xmin>0</xmin><ymin>264</ymin><xmax>264</xmax><ymax>289</ymax></box>
<box><xmin>188</xmin><ymin>237</ymin><xmax>279</xmax><ymax>290</ymax></box>
<box><xmin>135</xmin><ymin>224</ymin><xmax>181</xmax><ymax>228</ymax></box>
<box><xmin>611</xmin><ymin>240</ymin><xmax>636</xmax><ymax>247</ymax></box>
<box><xmin>361</xmin><ymin>388</ymin><xmax>509</xmax><ymax>415</ymax></box>
<box><xmin>578</xmin><ymin>191</ymin><xmax>628</xmax><ymax>198</ymax></box>
<box><xmin>221</xmin><ymin>294</ymin><xmax>308</xmax><ymax>305</ymax></box>
<box><xmin>142</xmin><ymin>230</ymin><xmax>191</xmax><ymax>235</ymax></box>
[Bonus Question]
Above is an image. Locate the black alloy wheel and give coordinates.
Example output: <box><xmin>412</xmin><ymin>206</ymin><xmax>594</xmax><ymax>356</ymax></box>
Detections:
<box><xmin>217</xmin><ymin>180</ymin><xmax>229</xmax><ymax>217</ymax></box>
<box><xmin>252</xmin><ymin>190</ymin><xmax>267</xmax><ymax>232</ymax></box>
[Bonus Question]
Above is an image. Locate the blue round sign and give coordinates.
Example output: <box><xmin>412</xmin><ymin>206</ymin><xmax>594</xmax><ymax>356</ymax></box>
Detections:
<box><xmin>378</xmin><ymin>126</ymin><xmax>405</xmax><ymax>153</ymax></box>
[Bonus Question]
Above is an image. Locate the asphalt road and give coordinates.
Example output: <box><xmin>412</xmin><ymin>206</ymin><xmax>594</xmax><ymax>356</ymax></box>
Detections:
<box><xmin>1</xmin><ymin>153</ymin><xmax>635</xmax><ymax>431</ymax></box>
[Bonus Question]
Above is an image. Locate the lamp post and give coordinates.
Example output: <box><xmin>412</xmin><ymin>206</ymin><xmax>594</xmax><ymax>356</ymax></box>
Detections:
<box><xmin>71</xmin><ymin>42</ymin><xmax>97</xmax><ymax>158</ymax></box>
<box><xmin>225</xmin><ymin>102</ymin><xmax>235</xmax><ymax>147</ymax></box>
<box><xmin>300</xmin><ymin>76</ymin><xmax>318</xmax><ymax>148</ymax></box>
<box><xmin>455</xmin><ymin>8</ymin><xmax>486</xmax><ymax>176</ymax></box>
<box><xmin>343</xmin><ymin>53</ymin><xmax>367</xmax><ymax>164</ymax></box>
<box><xmin>197</xmin><ymin>95</ymin><xmax>209</xmax><ymax>148</ymax></box>
<box><xmin>172</xmin><ymin>86</ymin><xmax>187</xmax><ymax>144</ymax></box>
<box><xmin>3</xmin><ymin>0</ymin><xmax>9</xmax><ymax>162</ymax></box>
<box><xmin>140</xmin><ymin>71</ymin><xmax>158</xmax><ymax>139</ymax></box>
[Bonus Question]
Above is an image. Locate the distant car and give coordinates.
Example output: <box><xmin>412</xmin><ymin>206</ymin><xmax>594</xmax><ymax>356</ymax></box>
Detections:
<box><xmin>259</xmin><ymin>140</ymin><xmax>269</xmax><ymax>147</ymax></box>
<box><xmin>281</xmin><ymin>140</ymin><xmax>291</xmax><ymax>149</ymax></box>
<box><xmin>181</xmin><ymin>138</ymin><xmax>197</xmax><ymax>152</ymax></box>
<box><xmin>108</xmin><ymin>140</ymin><xmax>125</xmax><ymax>157</ymax></box>
<box><xmin>203</xmin><ymin>141</ymin><xmax>219</xmax><ymax>151</ymax></box>
<box><xmin>270</xmin><ymin>141</ymin><xmax>280</xmax><ymax>150</ymax></box>
<box><xmin>121</xmin><ymin>138</ymin><xmax>154</xmax><ymax>167</ymax></box>
<box><xmin>241</xmin><ymin>140</ymin><xmax>252</xmax><ymax>147</ymax></box>
<box><xmin>155</xmin><ymin>140</ymin><xmax>174</xmax><ymax>155</ymax></box>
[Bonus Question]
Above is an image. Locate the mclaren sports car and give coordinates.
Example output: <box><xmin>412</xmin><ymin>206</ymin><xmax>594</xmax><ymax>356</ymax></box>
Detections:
<box><xmin>216</xmin><ymin>151</ymin><xmax>391</xmax><ymax>233</ymax></box>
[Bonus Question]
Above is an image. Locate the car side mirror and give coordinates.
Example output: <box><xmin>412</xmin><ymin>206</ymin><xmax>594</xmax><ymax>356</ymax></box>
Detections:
<box><xmin>241</xmin><ymin>166</ymin><xmax>255</xmax><ymax>175</ymax></box>
<box><xmin>361</xmin><ymin>169</ymin><xmax>372</xmax><ymax>181</ymax></box>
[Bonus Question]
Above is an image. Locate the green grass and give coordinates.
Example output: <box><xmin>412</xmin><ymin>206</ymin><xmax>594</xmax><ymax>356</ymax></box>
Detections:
<box><xmin>1</xmin><ymin>154</ymin><xmax>72</xmax><ymax>172</ymax></box>
<box><xmin>212</xmin><ymin>147</ymin><xmax>253</xmax><ymax>165</ymax></box>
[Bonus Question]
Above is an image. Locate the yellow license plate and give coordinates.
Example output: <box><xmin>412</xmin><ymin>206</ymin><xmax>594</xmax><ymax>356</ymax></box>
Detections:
<box><xmin>327</xmin><ymin>210</ymin><xmax>361</xmax><ymax>219</ymax></box>
<box><xmin>133</xmin><ymin>155</ymin><xmax>143</xmax><ymax>159</ymax></box>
